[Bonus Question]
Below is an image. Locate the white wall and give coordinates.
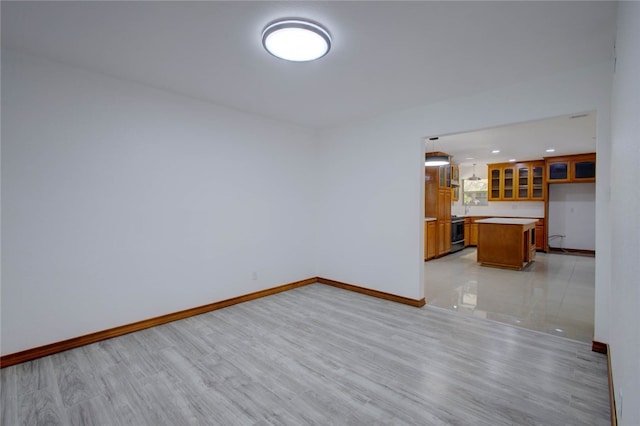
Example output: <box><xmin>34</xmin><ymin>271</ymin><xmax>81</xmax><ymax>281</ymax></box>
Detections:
<box><xmin>316</xmin><ymin>60</ymin><xmax>612</xmax><ymax>336</ymax></box>
<box><xmin>609</xmin><ymin>2</ymin><xmax>640</xmax><ymax>423</ymax></box>
<box><xmin>455</xmin><ymin>201</ymin><xmax>545</xmax><ymax>219</ymax></box>
<box><xmin>1</xmin><ymin>49</ymin><xmax>317</xmax><ymax>355</ymax></box>
<box><xmin>548</xmin><ymin>183</ymin><xmax>596</xmax><ymax>251</ymax></box>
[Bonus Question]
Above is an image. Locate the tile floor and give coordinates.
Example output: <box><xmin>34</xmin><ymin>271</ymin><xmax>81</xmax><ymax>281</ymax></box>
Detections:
<box><xmin>425</xmin><ymin>248</ymin><xmax>595</xmax><ymax>343</ymax></box>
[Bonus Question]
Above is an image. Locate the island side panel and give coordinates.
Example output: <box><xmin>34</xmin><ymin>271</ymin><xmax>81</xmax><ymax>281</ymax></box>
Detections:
<box><xmin>477</xmin><ymin>223</ymin><xmax>525</xmax><ymax>269</ymax></box>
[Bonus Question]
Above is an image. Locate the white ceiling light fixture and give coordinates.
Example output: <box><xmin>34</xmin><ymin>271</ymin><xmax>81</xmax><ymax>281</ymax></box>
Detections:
<box><xmin>425</xmin><ymin>137</ymin><xmax>450</xmax><ymax>167</ymax></box>
<box><xmin>262</xmin><ymin>19</ymin><xmax>332</xmax><ymax>62</ymax></box>
<box><xmin>425</xmin><ymin>154</ymin><xmax>450</xmax><ymax>167</ymax></box>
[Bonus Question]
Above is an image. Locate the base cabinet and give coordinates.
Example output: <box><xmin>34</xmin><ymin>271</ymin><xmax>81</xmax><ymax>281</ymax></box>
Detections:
<box><xmin>470</xmin><ymin>223</ymin><xmax>479</xmax><ymax>246</ymax></box>
<box><xmin>464</xmin><ymin>220</ymin><xmax>470</xmax><ymax>247</ymax></box>
<box><xmin>535</xmin><ymin>224</ymin><xmax>545</xmax><ymax>252</ymax></box>
<box><xmin>438</xmin><ymin>221</ymin><xmax>451</xmax><ymax>256</ymax></box>
<box><xmin>425</xmin><ymin>221</ymin><xmax>437</xmax><ymax>260</ymax></box>
<box><xmin>477</xmin><ymin>221</ymin><xmax>536</xmax><ymax>270</ymax></box>
<box><xmin>467</xmin><ymin>218</ymin><xmax>540</xmax><ymax>250</ymax></box>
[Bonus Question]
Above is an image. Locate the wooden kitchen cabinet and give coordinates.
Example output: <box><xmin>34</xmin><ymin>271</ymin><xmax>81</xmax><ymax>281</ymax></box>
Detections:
<box><xmin>476</xmin><ymin>218</ymin><xmax>537</xmax><ymax>270</ymax></box>
<box><xmin>531</xmin><ymin>162</ymin><xmax>545</xmax><ymax>199</ymax></box>
<box><xmin>573</xmin><ymin>154</ymin><xmax>596</xmax><ymax>182</ymax></box>
<box><xmin>439</xmin><ymin>165</ymin><xmax>452</xmax><ymax>188</ymax></box>
<box><xmin>451</xmin><ymin>164</ymin><xmax>460</xmax><ymax>187</ymax></box>
<box><xmin>442</xmin><ymin>164</ymin><xmax>451</xmax><ymax>188</ymax></box>
<box><xmin>470</xmin><ymin>222</ymin><xmax>479</xmax><ymax>246</ymax></box>
<box><xmin>546</xmin><ymin>158</ymin><xmax>570</xmax><ymax>182</ymax></box>
<box><xmin>467</xmin><ymin>216</ymin><xmax>542</xmax><ymax>250</ymax></box>
<box><xmin>451</xmin><ymin>164</ymin><xmax>460</xmax><ymax>201</ymax></box>
<box><xmin>464</xmin><ymin>219</ymin><xmax>470</xmax><ymax>247</ymax></box>
<box><xmin>516</xmin><ymin>161</ymin><xmax>545</xmax><ymax>200</ymax></box>
<box><xmin>437</xmin><ymin>188</ymin><xmax>452</xmax><ymax>256</ymax></box>
<box><xmin>425</xmin><ymin>152</ymin><xmax>453</xmax><ymax>188</ymax></box>
<box><xmin>535</xmin><ymin>220</ymin><xmax>546</xmax><ymax>252</ymax></box>
<box><xmin>425</xmin><ymin>164</ymin><xmax>452</xmax><ymax>258</ymax></box>
<box><xmin>488</xmin><ymin>164</ymin><xmax>515</xmax><ymax>201</ymax></box>
<box><xmin>425</xmin><ymin>220</ymin><xmax>437</xmax><ymax>260</ymax></box>
<box><xmin>545</xmin><ymin>153</ymin><xmax>596</xmax><ymax>183</ymax></box>
<box><xmin>490</xmin><ymin>161</ymin><xmax>545</xmax><ymax>201</ymax></box>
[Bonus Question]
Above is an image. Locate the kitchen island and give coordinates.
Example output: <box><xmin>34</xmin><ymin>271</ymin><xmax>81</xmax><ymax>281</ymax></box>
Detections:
<box><xmin>475</xmin><ymin>218</ymin><xmax>537</xmax><ymax>270</ymax></box>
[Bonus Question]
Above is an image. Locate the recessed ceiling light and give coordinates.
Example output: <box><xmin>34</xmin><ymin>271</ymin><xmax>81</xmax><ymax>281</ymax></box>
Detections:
<box><xmin>546</xmin><ymin>148</ymin><xmax>556</xmax><ymax>153</ymax></box>
<box><xmin>508</xmin><ymin>159</ymin><xmax>517</xmax><ymax>162</ymax></box>
<box><xmin>262</xmin><ymin>19</ymin><xmax>331</xmax><ymax>62</ymax></box>
<box><xmin>465</xmin><ymin>157</ymin><xmax>475</xmax><ymax>160</ymax></box>
<box><xmin>491</xmin><ymin>150</ymin><xmax>500</xmax><ymax>154</ymax></box>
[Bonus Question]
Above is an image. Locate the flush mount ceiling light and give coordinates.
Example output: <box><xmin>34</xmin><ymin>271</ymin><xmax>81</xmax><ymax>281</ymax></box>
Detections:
<box><xmin>262</xmin><ymin>19</ymin><xmax>332</xmax><ymax>62</ymax></box>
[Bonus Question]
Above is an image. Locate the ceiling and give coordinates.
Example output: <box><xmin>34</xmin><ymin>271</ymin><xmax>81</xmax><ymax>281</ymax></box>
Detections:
<box><xmin>2</xmin><ymin>1</ymin><xmax>616</xmax><ymax>133</ymax></box>
<box><xmin>0</xmin><ymin>2</ymin><xmax>620</xmax><ymax>364</ymax></box>
<box><xmin>428</xmin><ymin>111</ymin><xmax>597</xmax><ymax>168</ymax></box>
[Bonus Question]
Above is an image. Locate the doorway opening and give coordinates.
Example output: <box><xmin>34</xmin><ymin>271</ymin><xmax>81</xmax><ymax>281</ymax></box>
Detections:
<box><xmin>423</xmin><ymin>112</ymin><xmax>597</xmax><ymax>342</ymax></box>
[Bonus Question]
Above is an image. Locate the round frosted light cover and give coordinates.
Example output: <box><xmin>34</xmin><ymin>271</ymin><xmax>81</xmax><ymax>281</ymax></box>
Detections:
<box><xmin>262</xmin><ymin>20</ymin><xmax>331</xmax><ymax>62</ymax></box>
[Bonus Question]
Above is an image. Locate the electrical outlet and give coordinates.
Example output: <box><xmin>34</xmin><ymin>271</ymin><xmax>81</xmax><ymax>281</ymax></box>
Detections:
<box><xmin>252</xmin><ymin>271</ymin><xmax>258</xmax><ymax>280</ymax></box>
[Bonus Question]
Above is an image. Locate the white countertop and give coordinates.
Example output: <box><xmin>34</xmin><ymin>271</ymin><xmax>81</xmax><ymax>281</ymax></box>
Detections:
<box><xmin>475</xmin><ymin>218</ymin><xmax>538</xmax><ymax>225</ymax></box>
<box><xmin>425</xmin><ymin>217</ymin><xmax>437</xmax><ymax>222</ymax></box>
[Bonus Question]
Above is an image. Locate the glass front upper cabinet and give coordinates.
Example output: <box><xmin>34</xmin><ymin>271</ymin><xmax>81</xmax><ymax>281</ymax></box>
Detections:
<box><xmin>490</xmin><ymin>168</ymin><xmax>501</xmax><ymax>200</ymax></box>
<box><xmin>548</xmin><ymin>162</ymin><xmax>569</xmax><ymax>182</ymax></box>
<box><xmin>546</xmin><ymin>153</ymin><xmax>595</xmax><ymax>183</ymax></box>
<box><xmin>573</xmin><ymin>160</ymin><xmax>596</xmax><ymax>180</ymax></box>
<box><xmin>517</xmin><ymin>166</ymin><xmax>529</xmax><ymax>199</ymax></box>
<box><xmin>502</xmin><ymin>167</ymin><xmax>514</xmax><ymax>199</ymax></box>
<box><xmin>531</xmin><ymin>164</ymin><xmax>544</xmax><ymax>199</ymax></box>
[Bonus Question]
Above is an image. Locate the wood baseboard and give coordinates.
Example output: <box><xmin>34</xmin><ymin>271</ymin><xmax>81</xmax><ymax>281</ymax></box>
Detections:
<box><xmin>548</xmin><ymin>247</ymin><xmax>596</xmax><ymax>257</ymax></box>
<box><xmin>1</xmin><ymin>276</ymin><xmax>425</xmax><ymax>367</ymax></box>
<box><xmin>592</xmin><ymin>340</ymin><xmax>608</xmax><ymax>354</ymax></box>
<box><xmin>606</xmin><ymin>344</ymin><xmax>617</xmax><ymax>426</ymax></box>
<box><xmin>592</xmin><ymin>341</ymin><xmax>616</xmax><ymax>425</ymax></box>
<box><xmin>317</xmin><ymin>277</ymin><xmax>426</xmax><ymax>307</ymax></box>
<box><xmin>0</xmin><ymin>277</ymin><xmax>316</xmax><ymax>368</ymax></box>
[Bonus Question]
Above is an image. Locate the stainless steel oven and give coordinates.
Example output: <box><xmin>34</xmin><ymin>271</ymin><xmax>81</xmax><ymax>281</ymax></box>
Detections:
<box><xmin>451</xmin><ymin>216</ymin><xmax>465</xmax><ymax>253</ymax></box>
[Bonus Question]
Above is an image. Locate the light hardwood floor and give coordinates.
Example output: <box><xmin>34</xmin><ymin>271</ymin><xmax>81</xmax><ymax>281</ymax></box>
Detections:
<box><xmin>1</xmin><ymin>283</ymin><xmax>609</xmax><ymax>425</ymax></box>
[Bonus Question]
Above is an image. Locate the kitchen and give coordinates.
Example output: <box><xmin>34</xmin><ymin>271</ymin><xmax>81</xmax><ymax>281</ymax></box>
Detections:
<box><xmin>424</xmin><ymin>112</ymin><xmax>597</xmax><ymax>342</ymax></box>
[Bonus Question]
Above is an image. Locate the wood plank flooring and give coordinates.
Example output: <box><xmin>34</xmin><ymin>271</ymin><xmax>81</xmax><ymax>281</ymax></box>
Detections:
<box><xmin>1</xmin><ymin>283</ymin><xmax>610</xmax><ymax>425</ymax></box>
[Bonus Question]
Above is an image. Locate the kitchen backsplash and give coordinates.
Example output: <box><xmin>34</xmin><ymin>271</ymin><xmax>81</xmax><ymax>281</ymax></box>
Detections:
<box><xmin>451</xmin><ymin>200</ymin><xmax>545</xmax><ymax>218</ymax></box>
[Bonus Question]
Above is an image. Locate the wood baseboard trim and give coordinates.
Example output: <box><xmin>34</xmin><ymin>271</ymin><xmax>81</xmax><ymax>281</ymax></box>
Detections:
<box><xmin>606</xmin><ymin>343</ymin><xmax>617</xmax><ymax>426</ymax></box>
<box><xmin>548</xmin><ymin>247</ymin><xmax>596</xmax><ymax>257</ymax></box>
<box><xmin>593</xmin><ymin>341</ymin><xmax>617</xmax><ymax>425</ymax></box>
<box><xmin>317</xmin><ymin>277</ymin><xmax>426</xmax><ymax>307</ymax></box>
<box><xmin>0</xmin><ymin>277</ymin><xmax>316</xmax><ymax>368</ymax></box>
<box><xmin>1</xmin><ymin>277</ymin><xmax>424</xmax><ymax>367</ymax></box>
<box><xmin>592</xmin><ymin>340</ymin><xmax>608</xmax><ymax>354</ymax></box>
